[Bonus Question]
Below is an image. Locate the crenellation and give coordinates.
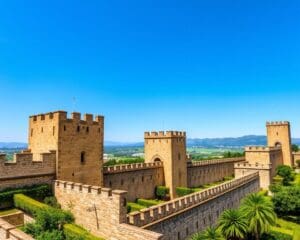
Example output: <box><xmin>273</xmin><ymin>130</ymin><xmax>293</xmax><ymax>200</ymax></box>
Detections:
<box><xmin>245</xmin><ymin>146</ymin><xmax>282</xmax><ymax>152</ymax></box>
<box><xmin>266</xmin><ymin>121</ymin><xmax>290</xmax><ymax>126</ymax></box>
<box><xmin>103</xmin><ymin>161</ymin><xmax>163</xmax><ymax>174</ymax></box>
<box><xmin>145</xmin><ymin>131</ymin><xmax>186</xmax><ymax>139</ymax></box>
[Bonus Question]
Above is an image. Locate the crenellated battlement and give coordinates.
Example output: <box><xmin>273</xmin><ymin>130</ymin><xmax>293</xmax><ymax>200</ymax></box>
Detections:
<box><xmin>30</xmin><ymin>111</ymin><xmax>104</xmax><ymax>125</ymax></box>
<box><xmin>234</xmin><ymin>162</ymin><xmax>272</xmax><ymax>169</ymax></box>
<box><xmin>245</xmin><ymin>146</ymin><xmax>282</xmax><ymax>152</ymax></box>
<box><xmin>54</xmin><ymin>180</ymin><xmax>127</xmax><ymax>199</ymax></box>
<box><xmin>188</xmin><ymin>157</ymin><xmax>245</xmax><ymax>168</ymax></box>
<box><xmin>127</xmin><ymin>172</ymin><xmax>259</xmax><ymax>228</ymax></box>
<box><xmin>144</xmin><ymin>131</ymin><xmax>186</xmax><ymax>138</ymax></box>
<box><xmin>103</xmin><ymin>161</ymin><xmax>163</xmax><ymax>174</ymax></box>
<box><xmin>266</xmin><ymin>121</ymin><xmax>290</xmax><ymax>126</ymax></box>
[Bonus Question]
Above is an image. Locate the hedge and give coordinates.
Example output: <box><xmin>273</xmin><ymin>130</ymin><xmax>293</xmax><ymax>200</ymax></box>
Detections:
<box><xmin>127</xmin><ymin>202</ymin><xmax>145</xmax><ymax>213</ymax></box>
<box><xmin>0</xmin><ymin>184</ymin><xmax>52</xmax><ymax>209</ymax></box>
<box><xmin>176</xmin><ymin>187</ymin><xmax>195</xmax><ymax>197</ymax></box>
<box><xmin>261</xmin><ymin>230</ymin><xmax>293</xmax><ymax>240</ymax></box>
<box><xmin>64</xmin><ymin>223</ymin><xmax>104</xmax><ymax>240</ymax></box>
<box><xmin>14</xmin><ymin>193</ymin><xmax>50</xmax><ymax>216</ymax></box>
<box><xmin>155</xmin><ymin>186</ymin><xmax>169</xmax><ymax>199</ymax></box>
<box><xmin>136</xmin><ymin>199</ymin><xmax>163</xmax><ymax>208</ymax></box>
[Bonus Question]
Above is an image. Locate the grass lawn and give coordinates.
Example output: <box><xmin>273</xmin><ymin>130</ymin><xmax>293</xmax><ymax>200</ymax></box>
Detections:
<box><xmin>0</xmin><ymin>208</ymin><xmax>19</xmax><ymax>216</ymax></box>
<box><xmin>272</xmin><ymin>218</ymin><xmax>300</xmax><ymax>240</ymax></box>
<box><xmin>127</xmin><ymin>199</ymin><xmax>165</xmax><ymax>213</ymax></box>
<box><xmin>192</xmin><ymin>176</ymin><xmax>234</xmax><ymax>192</ymax></box>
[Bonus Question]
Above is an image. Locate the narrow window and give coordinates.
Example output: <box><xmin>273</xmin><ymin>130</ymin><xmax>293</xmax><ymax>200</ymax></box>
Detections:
<box><xmin>80</xmin><ymin>151</ymin><xmax>85</xmax><ymax>164</ymax></box>
<box><xmin>177</xmin><ymin>232</ymin><xmax>180</xmax><ymax>240</ymax></box>
<box><xmin>109</xmin><ymin>181</ymin><xmax>112</xmax><ymax>187</ymax></box>
<box><xmin>142</xmin><ymin>176</ymin><xmax>144</xmax><ymax>182</ymax></box>
<box><xmin>86</xmin><ymin>127</ymin><xmax>89</xmax><ymax>133</ymax></box>
<box><xmin>77</xmin><ymin>126</ymin><xmax>80</xmax><ymax>132</ymax></box>
<box><xmin>53</xmin><ymin>126</ymin><xmax>55</xmax><ymax>136</ymax></box>
<box><xmin>41</xmin><ymin>127</ymin><xmax>43</xmax><ymax>133</ymax></box>
<box><xmin>98</xmin><ymin>128</ymin><xmax>101</xmax><ymax>133</ymax></box>
<box><xmin>64</xmin><ymin>125</ymin><xmax>66</xmax><ymax>131</ymax></box>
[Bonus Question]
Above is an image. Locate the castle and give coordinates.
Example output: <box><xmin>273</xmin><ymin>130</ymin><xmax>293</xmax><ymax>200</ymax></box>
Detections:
<box><xmin>0</xmin><ymin>111</ymin><xmax>297</xmax><ymax>240</ymax></box>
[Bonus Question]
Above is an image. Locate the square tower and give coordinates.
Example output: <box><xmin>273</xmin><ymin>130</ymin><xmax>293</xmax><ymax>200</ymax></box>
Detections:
<box><xmin>28</xmin><ymin>111</ymin><xmax>104</xmax><ymax>186</ymax></box>
<box><xmin>266</xmin><ymin>121</ymin><xmax>293</xmax><ymax>166</ymax></box>
<box><xmin>144</xmin><ymin>131</ymin><xmax>187</xmax><ymax>199</ymax></box>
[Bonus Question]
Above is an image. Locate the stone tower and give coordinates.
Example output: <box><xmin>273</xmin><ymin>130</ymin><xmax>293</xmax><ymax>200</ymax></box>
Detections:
<box><xmin>266</xmin><ymin>121</ymin><xmax>293</xmax><ymax>166</ymax></box>
<box><xmin>144</xmin><ymin>131</ymin><xmax>187</xmax><ymax>199</ymax></box>
<box><xmin>28</xmin><ymin>111</ymin><xmax>104</xmax><ymax>186</ymax></box>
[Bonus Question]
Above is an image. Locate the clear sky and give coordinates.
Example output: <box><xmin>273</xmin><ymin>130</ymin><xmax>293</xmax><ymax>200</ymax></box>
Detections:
<box><xmin>0</xmin><ymin>1</ymin><xmax>300</xmax><ymax>142</ymax></box>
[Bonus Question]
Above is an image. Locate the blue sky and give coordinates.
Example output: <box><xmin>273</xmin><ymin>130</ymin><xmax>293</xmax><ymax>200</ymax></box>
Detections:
<box><xmin>0</xmin><ymin>1</ymin><xmax>300</xmax><ymax>142</ymax></box>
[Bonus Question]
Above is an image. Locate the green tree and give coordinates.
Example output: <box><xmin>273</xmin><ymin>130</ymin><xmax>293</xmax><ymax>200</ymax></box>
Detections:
<box><xmin>292</xmin><ymin>144</ymin><xmax>299</xmax><ymax>152</ymax></box>
<box><xmin>240</xmin><ymin>193</ymin><xmax>276</xmax><ymax>240</ymax></box>
<box><xmin>218</xmin><ymin>209</ymin><xmax>248</xmax><ymax>240</ymax></box>
<box><xmin>276</xmin><ymin>165</ymin><xmax>294</xmax><ymax>185</ymax></box>
<box><xmin>272</xmin><ymin>185</ymin><xmax>300</xmax><ymax>216</ymax></box>
<box><xmin>190</xmin><ymin>227</ymin><xmax>224</xmax><ymax>240</ymax></box>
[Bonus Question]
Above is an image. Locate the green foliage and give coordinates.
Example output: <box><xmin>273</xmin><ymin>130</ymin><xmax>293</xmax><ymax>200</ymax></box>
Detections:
<box><xmin>176</xmin><ymin>187</ymin><xmax>195</xmax><ymax>197</ymax></box>
<box><xmin>44</xmin><ymin>196</ymin><xmax>61</xmax><ymax>209</ymax></box>
<box><xmin>223</xmin><ymin>151</ymin><xmax>245</xmax><ymax>158</ymax></box>
<box><xmin>155</xmin><ymin>186</ymin><xmax>169</xmax><ymax>199</ymax></box>
<box><xmin>218</xmin><ymin>209</ymin><xmax>248</xmax><ymax>239</ymax></box>
<box><xmin>190</xmin><ymin>227</ymin><xmax>224</xmax><ymax>240</ymax></box>
<box><xmin>276</xmin><ymin>165</ymin><xmax>295</xmax><ymax>185</ymax></box>
<box><xmin>36</xmin><ymin>230</ymin><xmax>64</xmax><ymax>240</ymax></box>
<box><xmin>261</xmin><ymin>230</ymin><xmax>293</xmax><ymax>240</ymax></box>
<box><xmin>64</xmin><ymin>224</ymin><xmax>103</xmax><ymax>240</ymax></box>
<box><xmin>103</xmin><ymin>157</ymin><xmax>144</xmax><ymax>166</ymax></box>
<box><xmin>136</xmin><ymin>199</ymin><xmax>163</xmax><ymax>208</ymax></box>
<box><xmin>240</xmin><ymin>193</ymin><xmax>276</xmax><ymax>238</ymax></box>
<box><xmin>14</xmin><ymin>193</ymin><xmax>50</xmax><ymax>216</ymax></box>
<box><xmin>292</xmin><ymin>144</ymin><xmax>299</xmax><ymax>153</ymax></box>
<box><xmin>296</xmin><ymin>160</ymin><xmax>300</xmax><ymax>168</ymax></box>
<box><xmin>127</xmin><ymin>202</ymin><xmax>145</xmax><ymax>213</ymax></box>
<box><xmin>272</xmin><ymin>185</ymin><xmax>300</xmax><ymax>216</ymax></box>
<box><xmin>0</xmin><ymin>184</ymin><xmax>52</xmax><ymax>208</ymax></box>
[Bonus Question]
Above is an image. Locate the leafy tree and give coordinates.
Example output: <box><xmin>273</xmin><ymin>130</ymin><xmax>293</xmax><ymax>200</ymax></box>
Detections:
<box><xmin>36</xmin><ymin>230</ymin><xmax>64</xmax><ymax>240</ymax></box>
<box><xmin>276</xmin><ymin>165</ymin><xmax>294</xmax><ymax>185</ymax></box>
<box><xmin>292</xmin><ymin>144</ymin><xmax>299</xmax><ymax>152</ymax></box>
<box><xmin>218</xmin><ymin>209</ymin><xmax>248</xmax><ymax>240</ymax></box>
<box><xmin>240</xmin><ymin>193</ymin><xmax>276</xmax><ymax>240</ymax></box>
<box><xmin>272</xmin><ymin>185</ymin><xmax>300</xmax><ymax>216</ymax></box>
<box><xmin>190</xmin><ymin>227</ymin><xmax>224</xmax><ymax>240</ymax></box>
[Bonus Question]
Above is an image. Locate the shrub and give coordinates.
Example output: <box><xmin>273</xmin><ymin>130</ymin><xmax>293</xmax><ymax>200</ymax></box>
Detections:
<box><xmin>276</xmin><ymin>165</ymin><xmax>295</xmax><ymax>185</ymax></box>
<box><xmin>127</xmin><ymin>202</ymin><xmax>145</xmax><ymax>213</ymax></box>
<box><xmin>36</xmin><ymin>230</ymin><xmax>64</xmax><ymax>240</ymax></box>
<box><xmin>261</xmin><ymin>230</ymin><xmax>292</xmax><ymax>240</ymax></box>
<box><xmin>136</xmin><ymin>199</ymin><xmax>162</xmax><ymax>208</ymax></box>
<box><xmin>155</xmin><ymin>186</ymin><xmax>169</xmax><ymax>199</ymax></box>
<box><xmin>14</xmin><ymin>193</ymin><xmax>49</xmax><ymax>216</ymax></box>
<box><xmin>296</xmin><ymin>159</ymin><xmax>300</xmax><ymax>168</ymax></box>
<box><xmin>0</xmin><ymin>184</ymin><xmax>51</xmax><ymax>209</ymax></box>
<box><xmin>44</xmin><ymin>196</ymin><xmax>61</xmax><ymax>209</ymax></box>
<box><xmin>176</xmin><ymin>187</ymin><xmax>194</xmax><ymax>197</ymax></box>
<box><xmin>64</xmin><ymin>223</ymin><xmax>103</xmax><ymax>240</ymax></box>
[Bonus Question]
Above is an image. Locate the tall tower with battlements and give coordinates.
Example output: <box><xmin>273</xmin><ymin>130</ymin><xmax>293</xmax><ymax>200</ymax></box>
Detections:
<box><xmin>28</xmin><ymin>111</ymin><xmax>104</xmax><ymax>186</ymax></box>
<box><xmin>266</xmin><ymin>121</ymin><xmax>293</xmax><ymax>166</ymax></box>
<box><xmin>144</xmin><ymin>131</ymin><xmax>187</xmax><ymax>199</ymax></box>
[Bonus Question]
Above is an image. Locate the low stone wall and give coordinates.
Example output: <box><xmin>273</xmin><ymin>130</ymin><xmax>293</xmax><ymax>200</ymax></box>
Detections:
<box><xmin>187</xmin><ymin>157</ymin><xmax>245</xmax><ymax>187</ymax></box>
<box><xmin>0</xmin><ymin>218</ymin><xmax>33</xmax><ymax>240</ymax></box>
<box><xmin>0</xmin><ymin>211</ymin><xmax>24</xmax><ymax>227</ymax></box>
<box><xmin>103</xmin><ymin>162</ymin><xmax>164</xmax><ymax>201</ymax></box>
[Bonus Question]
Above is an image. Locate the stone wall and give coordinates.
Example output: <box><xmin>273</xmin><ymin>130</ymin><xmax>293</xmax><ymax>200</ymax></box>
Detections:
<box><xmin>54</xmin><ymin>180</ymin><xmax>163</xmax><ymax>240</ymax></box>
<box><xmin>0</xmin><ymin>211</ymin><xmax>24</xmax><ymax>227</ymax></box>
<box><xmin>103</xmin><ymin>162</ymin><xmax>165</xmax><ymax>201</ymax></box>
<box><xmin>0</xmin><ymin>151</ymin><xmax>56</xmax><ymax>191</ymax></box>
<box><xmin>0</xmin><ymin>218</ymin><xmax>33</xmax><ymax>240</ymax></box>
<box><xmin>187</xmin><ymin>158</ymin><xmax>245</xmax><ymax>188</ymax></box>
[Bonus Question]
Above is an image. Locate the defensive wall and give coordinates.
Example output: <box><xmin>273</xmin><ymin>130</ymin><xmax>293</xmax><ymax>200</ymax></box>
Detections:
<box><xmin>0</xmin><ymin>217</ymin><xmax>34</xmax><ymax>240</ymax></box>
<box><xmin>187</xmin><ymin>157</ymin><xmax>245</xmax><ymax>187</ymax></box>
<box><xmin>55</xmin><ymin>172</ymin><xmax>259</xmax><ymax>240</ymax></box>
<box><xmin>103</xmin><ymin>162</ymin><xmax>164</xmax><ymax>201</ymax></box>
<box><xmin>54</xmin><ymin>180</ymin><xmax>163</xmax><ymax>240</ymax></box>
<box><xmin>0</xmin><ymin>151</ymin><xmax>56</xmax><ymax>191</ymax></box>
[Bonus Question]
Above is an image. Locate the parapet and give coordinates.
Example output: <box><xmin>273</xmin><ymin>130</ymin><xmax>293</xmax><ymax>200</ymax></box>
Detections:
<box><xmin>266</xmin><ymin>121</ymin><xmax>290</xmax><ymax>126</ymax></box>
<box><xmin>234</xmin><ymin>162</ymin><xmax>272</xmax><ymax>170</ymax></box>
<box><xmin>103</xmin><ymin>162</ymin><xmax>163</xmax><ymax>174</ymax></box>
<box><xmin>188</xmin><ymin>157</ymin><xmax>245</xmax><ymax>168</ymax></box>
<box><xmin>127</xmin><ymin>172</ymin><xmax>259</xmax><ymax>227</ymax></box>
<box><xmin>30</xmin><ymin>111</ymin><xmax>104</xmax><ymax>125</ymax></box>
<box><xmin>144</xmin><ymin>131</ymin><xmax>186</xmax><ymax>139</ymax></box>
<box><xmin>54</xmin><ymin>180</ymin><xmax>127</xmax><ymax>199</ymax></box>
<box><xmin>245</xmin><ymin>146</ymin><xmax>282</xmax><ymax>152</ymax></box>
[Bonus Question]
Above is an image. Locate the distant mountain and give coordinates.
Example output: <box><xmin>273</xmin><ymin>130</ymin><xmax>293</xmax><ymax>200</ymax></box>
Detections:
<box><xmin>0</xmin><ymin>142</ymin><xmax>27</xmax><ymax>149</ymax></box>
<box><xmin>2</xmin><ymin>135</ymin><xmax>300</xmax><ymax>149</ymax></box>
